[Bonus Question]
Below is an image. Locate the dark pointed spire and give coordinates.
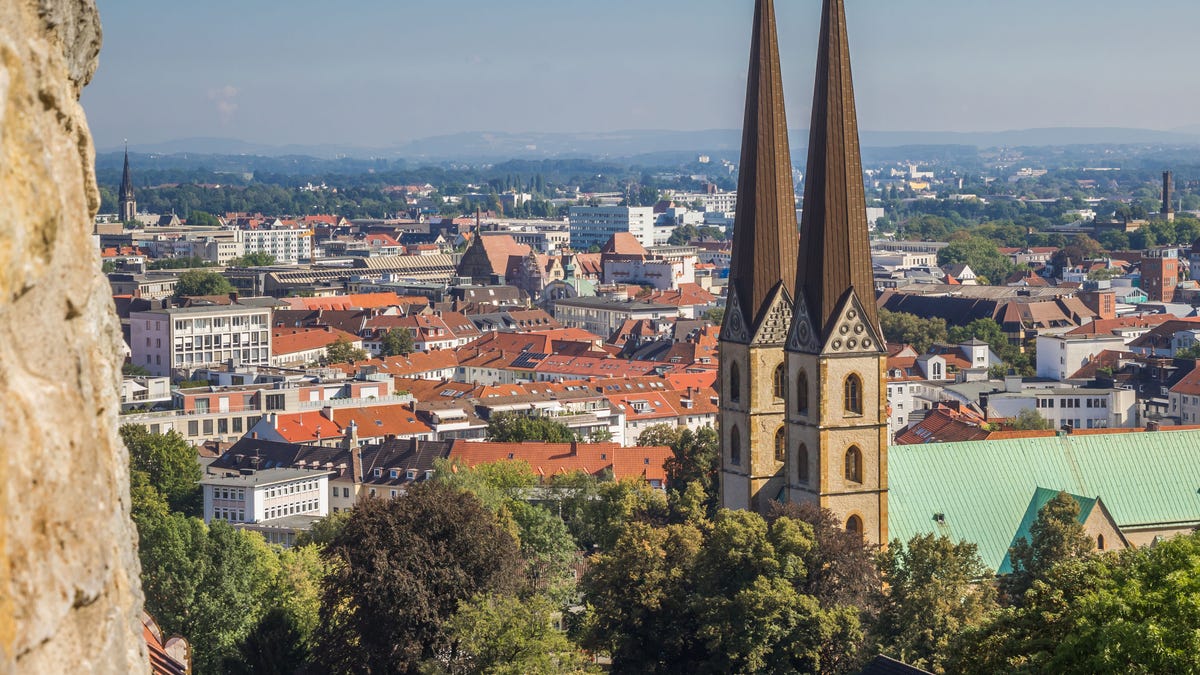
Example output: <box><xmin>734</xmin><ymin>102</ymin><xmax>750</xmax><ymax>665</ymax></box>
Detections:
<box><xmin>725</xmin><ymin>0</ymin><xmax>800</xmax><ymax>338</ymax></box>
<box><xmin>795</xmin><ymin>0</ymin><xmax>877</xmax><ymax>337</ymax></box>
<box><xmin>119</xmin><ymin>144</ymin><xmax>134</xmax><ymax>201</ymax></box>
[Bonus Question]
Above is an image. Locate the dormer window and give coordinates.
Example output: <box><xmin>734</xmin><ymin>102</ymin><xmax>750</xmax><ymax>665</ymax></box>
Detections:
<box><xmin>389</xmin><ymin>469</ymin><xmax>399</xmax><ymax>479</ymax></box>
<box><xmin>373</xmin><ymin>467</ymin><xmax>383</xmax><ymax>478</ymax></box>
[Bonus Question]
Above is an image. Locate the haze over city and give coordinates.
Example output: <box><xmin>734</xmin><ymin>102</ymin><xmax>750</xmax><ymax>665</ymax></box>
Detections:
<box><xmin>86</xmin><ymin>0</ymin><xmax>1200</xmax><ymax>150</ymax></box>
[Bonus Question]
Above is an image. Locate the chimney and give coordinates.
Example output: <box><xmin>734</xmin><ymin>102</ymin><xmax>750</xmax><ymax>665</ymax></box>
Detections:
<box><xmin>321</xmin><ymin>405</ymin><xmax>335</xmax><ymax>421</ymax></box>
<box><xmin>1147</xmin><ymin>420</ymin><xmax>1161</xmax><ymax>432</ymax></box>
<box><xmin>1163</xmin><ymin>171</ymin><xmax>1175</xmax><ymax>221</ymax></box>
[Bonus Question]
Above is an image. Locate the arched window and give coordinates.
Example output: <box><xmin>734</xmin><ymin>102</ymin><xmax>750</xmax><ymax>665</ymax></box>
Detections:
<box><xmin>730</xmin><ymin>426</ymin><xmax>742</xmax><ymax>466</ymax></box>
<box><xmin>846</xmin><ymin>515</ymin><xmax>863</xmax><ymax>539</ymax></box>
<box><xmin>797</xmin><ymin>443</ymin><xmax>809</xmax><ymax>483</ymax></box>
<box><xmin>774</xmin><ymin>427</ymin><xmax>786</xmax><ymax>462</ymax></box>
<box><xmin>730</xmin><ymin>362</ymin><xmax>741</xmax><ymax>403</ymax></box>
<box><xmin>797</xmin><ymin>369</ymin><xmax>810</xmax><ymax>415</ymax></box>
<box><xmin>773</xmin><ymin>364</ymin><xmax>786</xmax><ymax>402</ymax></box>
<box><xmin>845</xmin><ymin>446</ymin><xmax>863</xmax><ymax>483</ymax></box>
<box><xmin>1097</xmin><ymin>534</ymin><xmax>1105</xmax><ymax>551</ymax></box>
<box><xmin>844</xmin><ymin>374</ymin><xmax>863</xmax><ymax>415</ymax></box>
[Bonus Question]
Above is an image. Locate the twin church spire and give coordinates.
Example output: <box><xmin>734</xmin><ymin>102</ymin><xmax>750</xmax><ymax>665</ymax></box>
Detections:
<box><xmin>724</xmin><ymin>0</ymin><xmax>875</xmax><ymax>345</ymax></box>
<box><xmin>719</xmin><ymin>0</ymin><xmax>887</xmax><ymax>543</ymax></box>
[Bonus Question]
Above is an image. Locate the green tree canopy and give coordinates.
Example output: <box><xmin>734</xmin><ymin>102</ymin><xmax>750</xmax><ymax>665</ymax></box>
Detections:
<box><xmin>380</xmin><ymin>327</ymin><xmax>416</xmax><ymax>357</ymax></box>
<box><xmin>313</xmin><ymin>484</ymin><xmax>523</xmax><ymax>673</ymax></box>
<box><xmin>937</xmin><ymin>234</ymin><xmax>1018</xmax><ymax>285</ymax></box>
<box><xmin>876</xmin><ymin>534</ymin><xmax>997</xmax><ymax>673</ymax></box>
<box><xmin>228</xmin><ymin>251</ymin><xmax>277</xmax><ymax>267</ymax></box>
<box><xmin>432</xmin><ymin>595</ymin><xmax>591</xmax><ymax>674</ymax></box>
<box><xmin>1001</xmin><ymin>491</ymin><xmax>1095</xmax><ymax>604</ymax></box>
<box><xmin>323</xmin><ymin>335</ymin><xmax>368</xmax><ymax>364</ymax></box>
<box><xmin>486</xmin><ymin>412</ymin><xmax>578</xmax><ymax>443</ymax></box>
<box><xmin>121</xmin><ymin>424</ymin><xmax>202</xmax><ymax>516</ymax></box>
<box><xmin>188</xmin><ymin>210</ymin><xmax>222</xmax><ymax>227</ymax></box>
<box><xmin>879</xmin><ymin>309</ymin><xmax>949</xmax><ymax>353</ymax></box>
<box><xmin>1008</xmin><ymin>408</ymin><xmax>1053</xmax><ymax>431</ymax></box>
<box><xmin>174</xmin><ymin>269</ymin><xmax>235</xmax><ymax>298</ymax></box>
<box><xmin>581</xmin><ymin>510</ymin><xmax>865</xmax><ymax>674</ymax></box>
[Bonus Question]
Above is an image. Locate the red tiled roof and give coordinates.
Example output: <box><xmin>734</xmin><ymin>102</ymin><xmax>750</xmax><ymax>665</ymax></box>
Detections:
<box><xmin>283</xmin><ymin>293</ymin><xmax>428</xmax><ymax>311</ymax></box>
<box><xmin>271</xmin><ymin>327</ymin><xmax>361</xmax><ymax>356</ymax></box>
<box><xmin>449</xmin><ymin>440</ymin><xmax>672</xmax><ymax>483</ymax></box>
<box><xmin>1065</xmin><ymin>315</ymin><xmax>1175</xmax><ymax>336</ymax></box>
<box><xmin>600</xmin><ymin>232</ymin><xmax>648</xmax><ymax>256</ymax></box>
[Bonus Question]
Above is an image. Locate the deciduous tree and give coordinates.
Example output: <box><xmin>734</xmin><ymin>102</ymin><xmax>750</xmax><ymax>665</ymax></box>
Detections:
<box><xmin>312</xmin><ymin>485</ymin><xmax>522</xmax><ymax>673</ymax></box>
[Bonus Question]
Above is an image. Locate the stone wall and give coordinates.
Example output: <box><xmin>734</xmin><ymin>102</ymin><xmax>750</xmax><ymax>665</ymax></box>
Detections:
<box><xmin>1</xmin><ymin>1</ymin><xmax>147</xmax><ymax>672</ymax></box>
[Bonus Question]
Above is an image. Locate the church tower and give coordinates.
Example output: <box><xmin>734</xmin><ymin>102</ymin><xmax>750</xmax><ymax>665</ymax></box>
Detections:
<box><xmin>784</xmin><ymin>0</ymin><xmax>889</xmax><ymax>544</ymax></box>
<box><xmin>719</xmin><ymin>0</ymin><xmax>801</xmax><ymax>512</ymax></box>
<box><xmin>119</xmin><ymin>146</ymin><xmax>137</xmax><ymax>222</ymax></box>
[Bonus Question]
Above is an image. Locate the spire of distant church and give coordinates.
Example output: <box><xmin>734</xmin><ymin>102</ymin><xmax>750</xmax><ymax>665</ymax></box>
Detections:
<box><xmin>119</xmin><ymin>143</ymin><xmax>134</xmax><ymax>201</ymax></box>
<box><xmin>794</xmin><ymin>0</ymin><xmax>877</xmax><ymax>338</ymax></box>
<box><xmin>119</xmin><ymin>142</ymin><xmax>137</xmax><ymax>222</ymax></box>
<box><xmin>723</xmin><ymin>0</ymin><xmax>800</xmax><ymax>341</ymax></box>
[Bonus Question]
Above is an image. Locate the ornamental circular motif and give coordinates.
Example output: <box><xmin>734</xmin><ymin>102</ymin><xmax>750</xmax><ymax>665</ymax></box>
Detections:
<box><xmin>839</xmin><ymin>325</ymin><xmax>850</xmax><ymax>335</ymax></box>
<box><xmin>862</xmin><ymin>338</ymin><xmax>873</xmax><ymax>349</ymax></box>
<box><xmin>848</xmin><ymin>310</ymin><xmax>858</xmax><ymax>320</ymax></box>
<box><xmin>832</xmin><ymin>339</ymin><xmax>843</xmax><ymax>350</ymax></box>
<box><xmin>847</xmin><ymin>338</ymin><xmax>858</xmax><ymax>349</ymax></box>
<box><xmin>799</xmin><ymin>323</ymin><xmax>810</xmax><ymax>338</ymax></box>
<box><xmin>854</xmin><ymin>324</ymin><xmax>865</xmax><ymax>335</ymax></box>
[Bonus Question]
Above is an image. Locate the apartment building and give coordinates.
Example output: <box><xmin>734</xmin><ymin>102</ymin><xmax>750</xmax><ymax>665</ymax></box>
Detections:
<box><xmin>568</xmin><ymin>206</ymin><xmax>656</xmax><ymax>250</ymax></box>
<box><xmin>550</xmin><ymin>296</ymin><xmax>675</xmax><ymax>339</ymax></box>
<box><xmin>129</xmin><ymin>302</ymin><xmax>274</xmax><ymax>376</ymax></box>
<box><xmin>200</xmin><ymin>468</ymin><xmax>332</xmax><ymax>546</ymax></box>
<box><xmin>241</xmin><ymin>224</ymin><xmax>314</xmax><ymax>264</ymax></box>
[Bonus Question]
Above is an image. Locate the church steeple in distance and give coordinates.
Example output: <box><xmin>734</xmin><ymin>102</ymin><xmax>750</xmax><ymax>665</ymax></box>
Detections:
<box><xmin>793</xmin><ymin>0</ymin><xmax>878</xmax><ymax>339</ymax></box>
<box><xmin>722</xmin><ymin>0</ymin><xmax>800</xmax><ymax>344</ymax></box>
<box><xmin>119</xmin><ymin>143</ymin><xmax>137</xmax><ymax>222</ymax></box>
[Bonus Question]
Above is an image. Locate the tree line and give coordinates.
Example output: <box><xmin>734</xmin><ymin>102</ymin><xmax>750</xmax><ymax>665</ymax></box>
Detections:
<box><xmin>126</xmin><ymin>422</ymin><xmax>1200</xmax><ymax>674</ymax></box>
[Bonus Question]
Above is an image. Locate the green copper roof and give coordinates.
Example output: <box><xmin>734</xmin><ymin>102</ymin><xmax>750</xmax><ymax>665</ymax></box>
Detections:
<box><xmin>996</xmin><ymin>488</ymin><xmax>1096</xmax><ymax>574</ymax></box>
<box><xmin>888</xmin><ymin>430</ymin><xmax>1200</xmax><ymax>571</ymax></box>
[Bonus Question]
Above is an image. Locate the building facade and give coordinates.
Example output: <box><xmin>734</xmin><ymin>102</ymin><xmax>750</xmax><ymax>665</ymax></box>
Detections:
<box><xmin>568</xmin><ymin>206</ymin><xmax>656</xmax><ymax>250</ymax></box>
<box><xmin>129</xmin><ymin>304</ymin><xmax>273</xmax><ymax>376</ymax></box>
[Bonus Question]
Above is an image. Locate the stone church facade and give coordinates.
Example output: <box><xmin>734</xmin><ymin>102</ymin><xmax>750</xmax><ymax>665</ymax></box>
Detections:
<box><xmin>719</xmin><ymin>0</ymin><xmax>889</xmax><ymax>546</ymax></box>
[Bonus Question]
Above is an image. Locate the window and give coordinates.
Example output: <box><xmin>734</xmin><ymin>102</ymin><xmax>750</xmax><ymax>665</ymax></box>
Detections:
<box><xmin>846</xmin><ymin>515</ymin><xmax>863</xmax><ymax>539</ymax></box>
<box><xmin>845</xmin><ymin>446</ymin><xmax>863</xmax><ymax>483</ymax></box>
<box><xmin>730</xmin><ymin>362</ymin><xmax>741</xmax><ymax>403</ymax></box>
<box><xmin>773</xmin><ymin>365</ymin><xmax>786</xmax><ymax>402</ymax></box>
<box><xmin>797</xmin><ymin>370</ymin><xmax>810</xmax><ymax>415</ymax></box>
<box><xmin>797</xmin><ymin>443</ymin><xmax>809</xmax><ymax>483</ymax></box>
<box><xmin>844</xmin><ymin>374</ymin><xmax>863</xmax><ymax>415</ymax></box>
<box><xmin>774</xmin><ymin>427</ymin><xmax>786</xmax><ymax>462</ymax></box>
<box><xmin>730</xmin><ymin>426</ymin><xmax>742</xmax><ymax>466</ymax></box>
<box><xmin>1097</xmin><ymin>534</ymin><xmax>1105</xmax><ymax>551</ymax></box>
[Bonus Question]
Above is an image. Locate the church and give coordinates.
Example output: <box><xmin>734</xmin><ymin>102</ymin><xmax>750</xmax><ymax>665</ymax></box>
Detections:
<box><xmin>718</xmin><ymin>0</ymin><xmax>1200</xmax><ymax>555</ymax></box>
<box><xmin>720</xmin><ymin>0</ymin><xmax>888</xmax><ymax>545</ymax></box>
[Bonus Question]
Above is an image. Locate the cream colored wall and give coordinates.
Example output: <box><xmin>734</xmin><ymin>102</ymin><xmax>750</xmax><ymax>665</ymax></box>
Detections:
<box><xmin>786</xmin><ymin>350</ymin><xmax>889</xmax><ymax>544</ymax></box>
<box><xmin>719</xmin><ymin>341</ymin><xmax>787</xmax><ymax>512</ymax></box>
<box><xmin>1121</xmin><ymin>525</ymin><xmax>1198</xmax><ymax>548</ymax></box>
<box><xmin>1082</xmin><ymin>506</ymin><xmax>1127</xmax><ymax>554</ymax></box>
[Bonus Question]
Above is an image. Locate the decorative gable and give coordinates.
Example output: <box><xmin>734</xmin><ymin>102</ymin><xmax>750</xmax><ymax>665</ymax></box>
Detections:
<box><xmin>786</xmin><ymin>289</ymin><xmax>821</xmax><ymax>354</ymax></box>
<box><xmin>750</xmin><ymin>284</ymin><xmax>793</xmax><ymax>346</ymax></box>
<box><xmin>720</xmin><ymin>290</ymin><xmax>751</xmax><ymax>344</ymax></box>
<box><xmin>820</xmin><ymin>288</ymin><xmax>885</xmax><ymax>356</ymax></box>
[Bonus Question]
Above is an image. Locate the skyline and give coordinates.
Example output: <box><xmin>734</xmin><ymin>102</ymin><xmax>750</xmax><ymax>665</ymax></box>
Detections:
<box><xmin>84</xmin><ymin>0</ymin><xmax>1200</xmax><ymax>150</ymax></box>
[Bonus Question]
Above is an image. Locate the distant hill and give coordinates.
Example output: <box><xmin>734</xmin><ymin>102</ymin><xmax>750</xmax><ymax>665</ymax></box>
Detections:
<box><xmin>105</xmin><ymin>127</ymin><xmax>1200</xmax><ymax>162</ymax></box>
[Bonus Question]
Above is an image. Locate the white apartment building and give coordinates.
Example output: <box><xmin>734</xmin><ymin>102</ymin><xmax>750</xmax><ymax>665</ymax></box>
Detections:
<box><xmin>987</xmin><ymin>387</ymin><xmax>1137</xmax><ymax>430</ymax></box>
<box><xmin>1036</xmin><ymin>334</ymin><xmax>1127</xmax><ymax>381</ymax></box>
<box><xmin>129</xmin><ymin>304</ymin><xmax>273</xmax><ymax>377</ymax></box>
<box><xmin>568</xmin><ymin>206</ymin><xmax>656</xmax><ymax>250</ymax></box>
<box><xmin>550</xmin><ymin>297</ymin><xmax>676</xmax><ymax>337</ymax></box>
<box><xmin>201</xmin><ymin>468</ymin><xmax>332</xmax><ymax>546</ymax></box>
<box><xmin>240</xmin><ymin>223</ymin><xmax>314</xmax><ymax>263</ymax></box>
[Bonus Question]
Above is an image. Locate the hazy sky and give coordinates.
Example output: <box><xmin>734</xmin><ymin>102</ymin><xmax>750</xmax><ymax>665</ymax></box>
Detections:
<box><xmin>83</xmin><ymin>0</ymin><xmax>1200</xmax><ymax>150</ymax></box>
